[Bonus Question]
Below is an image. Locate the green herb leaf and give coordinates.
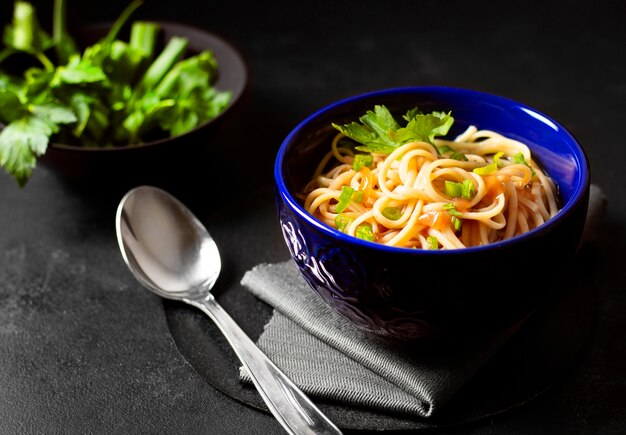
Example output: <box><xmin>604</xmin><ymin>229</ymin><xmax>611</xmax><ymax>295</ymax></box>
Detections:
<box><xmin>0</xmin><ymin>104</ymin><xmax>75</xmax><ymax>186</ymax></box>
<box><xmin>332</xmin><ymin>121</ymin><xmax>380</xmax><ymax>151</ymax></box>
<box><xmin>0</xmin><ymin>88</ymin><xmax>27</xmax><ymax>122</ymax></box>
<box><xmin>30</xmin><ymin>102</ymin><xmax>77</xmax><ymax>125</ymax></box>
<box><xmin>332</xmin><ymin>105</ymin><xmax>454</xmax><ymax>155</ymax></box>
<box><xmin>0</xmin><ymin>118</ymin><xmax>42</xmax><ymax>186</ymax></box>
<box><xmin>51</xmin><ymin>55</ymin><xmax>107</xmax><ymax>86</ymax></box>
<box><xmin>359</xmin><ymin>105</ymin><xmax>401</xmax><ymax>146</ymax></box>
<box><xmin>394</xmin><ymin>109</ymin><xmax>454</xmax><ymax>145</ymax></box>
<box><xmin>0</xmin><ymin>0</ymin><xmax>231</xmax><ymax>185</ymax></box>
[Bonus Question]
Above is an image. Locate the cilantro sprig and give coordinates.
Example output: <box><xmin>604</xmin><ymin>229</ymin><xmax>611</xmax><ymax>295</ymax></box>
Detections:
<box><xmin>331</xmin><ymin>104</ymin><xmax>454</xmax><ymax>155</ymax></box>
<box><xmin>0</xmin><ymin>0</ymin><xmax>232</xmax><ymax>187</ymax></box>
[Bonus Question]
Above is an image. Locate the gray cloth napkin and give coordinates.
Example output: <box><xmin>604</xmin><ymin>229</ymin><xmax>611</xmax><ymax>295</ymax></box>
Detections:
<box><xmin>239</xmin><ymin>184</ymin><xmax>606</xmax><ymax>418</ymax></box>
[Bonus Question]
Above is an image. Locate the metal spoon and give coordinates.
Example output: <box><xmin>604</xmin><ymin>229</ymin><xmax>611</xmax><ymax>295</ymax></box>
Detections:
<box><xmin>115</xmin><ymin>185</ymin><xmax>342</xmax><ymax>435</ymax></box>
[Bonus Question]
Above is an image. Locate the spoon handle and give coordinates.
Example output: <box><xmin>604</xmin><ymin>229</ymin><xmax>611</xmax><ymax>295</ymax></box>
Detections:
<box><xmin>185</xmin><ymin>295</ymin><xmax>342</xmax><ymax>435</ymax></box>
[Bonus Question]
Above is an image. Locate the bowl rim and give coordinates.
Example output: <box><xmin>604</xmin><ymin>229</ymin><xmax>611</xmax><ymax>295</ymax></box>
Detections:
<box><xmin>48</xmin><ymin>20</ymin><xmax>249</xmax><ymax>153</ymax></box>
<box><xmin>275</xmin><ymin>85</ymin><xmax>591</xmax><ymax>255</ymax></box>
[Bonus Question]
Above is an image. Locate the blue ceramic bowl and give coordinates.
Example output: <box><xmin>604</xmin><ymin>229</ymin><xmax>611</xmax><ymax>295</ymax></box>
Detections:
<box><xmin>274</xmin><ymin>86</ymin><xmax>590</xmax><ymax>341</ymax></box>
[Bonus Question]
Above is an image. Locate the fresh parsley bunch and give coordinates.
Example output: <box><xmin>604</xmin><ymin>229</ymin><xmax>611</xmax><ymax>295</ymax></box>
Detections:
<box><xmin>332</xmin><ymin>105</ymin><xmax>455</xmax><ymax>155</ymax></box>
<box><xmin>0</xmin><ymin>0</ymin><xmax>231</xmax><ymax>187</ymax></box>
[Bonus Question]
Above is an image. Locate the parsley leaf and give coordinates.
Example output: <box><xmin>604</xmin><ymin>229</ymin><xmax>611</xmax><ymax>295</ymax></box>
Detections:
<box><xmin>0</xmin><ymin>103</ymin><xmax>76</xmax><ymax>186</ymax></box>
<box><xmin>332</xmin><ymin>104</ymin><xmax>454</xmax><ymax>154</ymax></box>
<box><xmin>50</xmin><ymin>55</ymin><xmax>108</xmax><ymax>86</ymax></box>
<box><xmin>0</xmin><ymin>88</ymin><xmax>26</xmax><ymax>122</ymax></box>
<box><xmin>395</xmin><ymin>110</ymin><xmax>454</xmax><ymax>144</ymax></box>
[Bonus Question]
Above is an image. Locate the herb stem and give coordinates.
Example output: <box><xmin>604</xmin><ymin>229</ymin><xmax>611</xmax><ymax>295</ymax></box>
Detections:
<box><xmin>35</xmin><ymin>52</ymin><xmax>54</xmax><ymax>71</ymax></box>
<box><xmin>130</xmin><ymin>21</ymin><xmax>159</xmax><ymax>59</ymax></box>
<box><xmin>139</xmin><ymin>36</ymin><xmax>188</xmax><ymax>90</ymax></box>
<box><xmin>102</xmin><ymin>0</ymin><xmax>144</xmax><ymax>45</ymax></box>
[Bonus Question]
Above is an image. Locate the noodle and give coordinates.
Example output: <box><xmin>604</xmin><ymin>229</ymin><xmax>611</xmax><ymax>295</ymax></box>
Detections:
<box><xmin>300</xmin><ymin>114</ymin><xmax>560</xmax><ymax>249</ymax></box>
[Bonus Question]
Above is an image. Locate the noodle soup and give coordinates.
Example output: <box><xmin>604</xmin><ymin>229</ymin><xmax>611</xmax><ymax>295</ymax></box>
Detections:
<box><xmin>275</xmin><ymin>86</ymin><xmax>589</xmax><ymax>340</ymax></box>
<box><xmin>299</xmin><ymin>105</ymin><xmax>560</xmax><ymax>249</ymax></box>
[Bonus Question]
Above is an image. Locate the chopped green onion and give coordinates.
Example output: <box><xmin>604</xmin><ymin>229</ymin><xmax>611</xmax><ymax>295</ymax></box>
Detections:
<box><xmin>436</xmin><ymin>145</ymin><xmax>453</xmax><ymax>154</ymax></box>
<box><xmin>451</xmin><ymin>216</ymin><xmax>463</xmax><ymax>231</ymax></box>
<box><xmin>444</xmin><ymin>181</ymin><xmax>463</xmax><ymax>198</ymax></box>
<box><xmin>449</xmin><ymin>151</ymin><xmax>468</xmax><ymax>161</ymax></box>
<box><xmin>473</xmin><ymin>162</ymin><xmax>498</xmax><ymax>175</ymax></box>
<box><xmin>513</xmin><ymin>152</ymin><xmax>528</xmax><ymax>165</ymax></box>
<box><xmin>335</xmin><ymin>187</ymin><xmax>364</xmax><ymax>212</ymax></box>
<box><xmin>356</xmin><ymin>223</ymin><xmax>375</xmax><ymax>241</ymax></box>
<box><xmin>461</xmin><ymin>179</ymin><xmax>475</xmax><ymax>199</ymax></box>
<box><xmin>513</xmin><ymin>152</ymin><xmax>536</xmax><ymax>176</ymax></box>
<box><xmin>335</xmin><ymin>214</ymin><xmax>352</xmax><ymax>232</ymax></box>
<box><xmin>382</xmin><ymin>206</ymin><xmax>402</xmax><ymax>220</ymax></box>
<box><xmin>493</xmin><ymin>151</ymin><xmax>505</xmax><ymax>167</ymax></box>
<box><xmin>437</xmin><ymin>145</ymin><xmax>467</xmax><ymax>160</ymax></box>
<box><xmin>353</xmin><ymin>153</ymin><xmax>373</xmax><ymax>171</ymax></box>
<box><xmin>443</xmin><ymin>203</ymin><xmax>462</xmax><ymax>217</ymax></box>
<box><xmin>335</xmin><ymin>186</ymin><xmax>354</xmax><ymax>213</ymax></box>
<box><xmin>426</xmin><ymin>236</ymin><xmax>439</xmax><ymax>250</ymax></box>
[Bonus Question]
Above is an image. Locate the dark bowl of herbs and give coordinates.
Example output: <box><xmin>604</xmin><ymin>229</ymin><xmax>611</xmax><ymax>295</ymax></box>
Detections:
<box><xmin>0</xmin><ymin>0</ymin><xmax>248</xmax><ymax>188</ymax></box>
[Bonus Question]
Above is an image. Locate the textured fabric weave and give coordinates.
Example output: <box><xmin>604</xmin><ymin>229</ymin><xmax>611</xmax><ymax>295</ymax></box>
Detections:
<box><xmin>239</xmin><ymin>185</ymin><xmax>605</xmax><ymax>418</ymax></box>
<box><xmin>241</xmin><ymin>261</ymin><xmax>521</xmax><ymax>417</ymax></box>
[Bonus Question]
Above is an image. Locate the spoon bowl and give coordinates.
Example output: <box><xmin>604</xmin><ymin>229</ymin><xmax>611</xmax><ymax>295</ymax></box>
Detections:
<box><xmin>115</xmin><ymin>185</ymin><xmax>342</xmax><ymax>435</ymax></box>
<box><xmin>116</xmin><ymin>185</ymin><xmax>220</xmax><ymax>300</ymax></box>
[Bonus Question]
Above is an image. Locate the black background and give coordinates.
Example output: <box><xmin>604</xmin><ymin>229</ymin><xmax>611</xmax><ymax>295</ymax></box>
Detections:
<box><xmin>1</xmin><ymin>1</ymin><xmax>625</xmax><ymax>434</ymax></box>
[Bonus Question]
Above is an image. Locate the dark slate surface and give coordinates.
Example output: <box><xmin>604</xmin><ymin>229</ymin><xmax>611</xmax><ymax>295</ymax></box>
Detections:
<box><xmin>1</xmin><ymin>1</ymin><xmax>625</xmax><ymax>434</ymax></box>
